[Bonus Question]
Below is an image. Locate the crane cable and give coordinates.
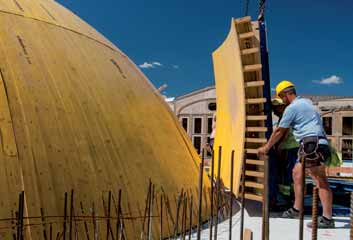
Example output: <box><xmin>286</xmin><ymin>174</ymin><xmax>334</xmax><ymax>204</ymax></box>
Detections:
<box><xmin>258</xmin><ymin>0</ymin><xmax>266</xmax><ymax>20</ymax></box>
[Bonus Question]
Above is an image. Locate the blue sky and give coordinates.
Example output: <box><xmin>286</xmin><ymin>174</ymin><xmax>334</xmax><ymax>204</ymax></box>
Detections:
<box><xmin>58</xmin><ymin>0</ymin><xmax>353</xmax><ymax>97</ymax></box>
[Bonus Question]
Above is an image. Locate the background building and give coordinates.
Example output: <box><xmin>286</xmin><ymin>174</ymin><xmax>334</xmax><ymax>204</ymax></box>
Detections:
<box><xmin>167</xmin><ymin>86</ymin><xmax>353</xmax><ymax>160</ymax></box>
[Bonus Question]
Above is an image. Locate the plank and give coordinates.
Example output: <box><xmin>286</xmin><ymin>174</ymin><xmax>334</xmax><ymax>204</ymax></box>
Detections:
<box><xmin>239</xmin><ymin>32</ymin><xmax>255</xmax><ymax>39</ymax></box>
<box><xmin>241</xmin><ymin>47</ymin><xmax>259</xmax><ymax>55</ymax></box>
<box><xmin>244</xmin><ymin>193</ymin><xmax>263</xmax><ymax>202</ymax></box>
<box><xmin>246</xmin><ymin>127</ymin><xmax>267</xmax><ymax>132</ymax></box>
<box><xmin>245</xmin><ymin>98</ymin><xmax>266</xmax><ymax>104</ymax></box>
<box><xmin>245</xmin><ymin>148</ymin><xmax>258</xmax><ymax>154</ymax></box>
<box><xmin>245</xmin><ymin>138</ymin><xmax>267</xmax><ymax>143</ymax></box>
<box><xmin>246</xmin><ymin>115</ymin><xmax>267</xmax><ymax>121</ymax></box>
<box><xmin>245</xmin><ymin>171</ymin><xmax>264</xmax><ymax>178</ymax></box>
<box><xmin>243</xmin><ymin>64</ymin><xmax>262</xmax><ymax>72</ymax></box>
<box><xmin>246</xmin><ymin>159</ymin><xmax>265</xmax><ymax>166</ymax></box>
<box><xmin>245</xmin><ymin>181</ymin><xmax>264</xmax><ymax>189</ymax></box>
<box><xmin>244</xmin><ymin>81</ymin><xmax>265</xmax><ymax>88</ymax></box>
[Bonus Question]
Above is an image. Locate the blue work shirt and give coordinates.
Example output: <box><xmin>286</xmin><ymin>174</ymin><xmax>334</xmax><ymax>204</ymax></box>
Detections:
<box><xmin>278</xmin><ymin>97</ymin><xmax>328</xmax><ymax>145</ymax></box>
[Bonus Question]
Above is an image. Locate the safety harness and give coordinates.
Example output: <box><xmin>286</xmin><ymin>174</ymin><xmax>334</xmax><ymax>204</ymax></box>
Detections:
<box><xmin>299</xmin><ymin>136</ymin><xmax>327</xmax><ymax>168</ymax></box>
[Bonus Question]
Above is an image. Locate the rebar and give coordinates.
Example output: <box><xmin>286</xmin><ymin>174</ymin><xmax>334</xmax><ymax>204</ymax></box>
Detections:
<box><xmin>229</xmin><ymin>150</ymin><xmax>235</xmax><ymax>240</ymax></box>
<box><xmin>189</xmin><ymin>195</ymin><xmax>193</xmax><ymax>240</ymax></box>
<box><xmin>214</xmin><ymin>146</ymin><xmax>222</xmax><ymax>240</ymax></box>
<box><xmin>209</xmin><ymin>149</ymin><xmax>215</xmax><ymax>240</ymax></box>
<box><xmin>63</xmin><ymin>192</ymin><xmax>68</xmax><ymax>240</ymax></box>
<box><xmin>80</xmin><ymin>202</ymin><xmax>90</xmax><ymax>240</ymax></box>
<box><xmin>116</xmin><ymin>189</ymin><xmax>122</xmax><ymax>240</ymax></box>
<box><xmin>181</xmin><ymin>195</ymin><xmax>187</xmax><ymax>240</ymax></box>
<box><xmin>107</xmin><ymin>191</ymin><xmax>112</xmax><ymax>240</ymax></box>
<box><xmin>262</xmin><ymin>155</ymin><xmax>269</xmax><ymax>240</ymax></box>
<box><xmin>69</xmin><ymin>190</ymin><xmax>74</xmax><ymax>240</ymax></box>
<box><xmin>160</xmin><ymin>194</ymin><xmax>163</xmax><ymax>240</ymax></box>
<box><xmin>197</xmin><ymin>149</ymin><xmax>205</xmax><ymax>240</ymax></box>
<box><xmin>173</xmin><ymin>190</ymin><xmax>184</xmax><ymax>238</ymax></box>
<box><xmin>299</xmin><ymin>155</ymin><xmax>306</xmax><ymax>240</ymax></box>
<box><xmin>148</xmin><ymin>184</ymin><xmax>155</xmax><ymax>240</ymax></box>
<box><xmin>17</xmin><ymin>191</ymin><xmax>24</xmax><ymax>240</ymax></box>
<box><xmin>40</xmin><ymin>208</ymin><xmax>48</xmax><ymax>240</ymax></box>
<box><xmin>311</xmin><ymin>187</ymin><xmax>319</xmax><ymax>240</ymax></box>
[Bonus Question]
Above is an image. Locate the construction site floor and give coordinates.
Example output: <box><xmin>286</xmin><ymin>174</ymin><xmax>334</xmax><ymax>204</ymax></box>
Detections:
<box><xmin>186</xmin><ymin>200</ymin><xmax>349</xmax><ymax>240</ymax></box>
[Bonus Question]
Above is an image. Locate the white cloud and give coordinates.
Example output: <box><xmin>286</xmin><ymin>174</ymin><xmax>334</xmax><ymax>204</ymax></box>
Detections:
<box><xmin>139</xmin><ymin>62</ymin><xmax>155</xmax><ymax>69</ymax></box>
<box><xmin>313</xmin><ymin>75</ymin><xmax>343</xmax><ymax>85</ymax></box>
<box><xmin>172</xmin><ymin>65</ymin><xmax>179</xmax><ymax>69</ymax></box>
<box><xmin>152</xmin><ymin>62</ymin><xmax>162</xmax><ymax>66</ymax></box>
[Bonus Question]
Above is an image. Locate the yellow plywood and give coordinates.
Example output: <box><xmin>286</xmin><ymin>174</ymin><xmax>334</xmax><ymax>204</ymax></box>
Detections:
<box><xmin>0</xmin><ymin>0</ymin><xmax>210</xmax><ymax>239</ymax></box>
<box><xmin>212</xmin><ymin>19</ymin><xmax>246</xmax><ymax>196</ymax></box>
<box><xmin>212</xmin><ymin>18</ymin><xmax>265</xmax><ymax>200</ymax></box>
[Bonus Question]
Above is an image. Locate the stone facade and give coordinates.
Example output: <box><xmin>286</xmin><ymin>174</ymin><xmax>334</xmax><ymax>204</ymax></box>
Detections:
<box><xmin>168</xmin><ymin>86</ymin><xmax>353</xmax><ymax>160</ymax></box>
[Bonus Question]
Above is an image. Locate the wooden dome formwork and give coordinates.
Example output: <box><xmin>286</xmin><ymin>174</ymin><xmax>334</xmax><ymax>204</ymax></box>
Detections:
<box><xmin>0</xmin><ymin>0</ymin><xmax>210</xmax><ymax>239</ymax></box>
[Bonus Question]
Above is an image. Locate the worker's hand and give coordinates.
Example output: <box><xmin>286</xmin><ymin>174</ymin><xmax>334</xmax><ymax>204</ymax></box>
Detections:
<box><xmin>257</xmin><ymin>145</ymin><xmax>269</xmax><ymax>156</ymax></box>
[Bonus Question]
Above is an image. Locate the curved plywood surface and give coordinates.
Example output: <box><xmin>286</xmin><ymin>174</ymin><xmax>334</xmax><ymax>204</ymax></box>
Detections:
<box><xmin>0</xmin><ymin>0</ymin><xmax>209</xmax><ymax>238</ymax></box>
<box><xmin>212</xmin><ymin>19</ymin><xmax>246</xmax><ymax>196</ymax></box>
<box><xmin>212</xmin><ymin>17</ymin><xmax>266</xmax><ymax>200</ymax></box>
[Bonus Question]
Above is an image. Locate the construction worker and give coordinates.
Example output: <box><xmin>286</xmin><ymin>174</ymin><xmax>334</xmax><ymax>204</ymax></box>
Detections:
<box><xmin>258</xmin><ymin>80</ymin><xmax>335</xmax><ymax>228</ymax></box>
<box><xmin>272</xmin><ymin>98</ymin><xmax>300</xmax><ymax>205</ymax></box>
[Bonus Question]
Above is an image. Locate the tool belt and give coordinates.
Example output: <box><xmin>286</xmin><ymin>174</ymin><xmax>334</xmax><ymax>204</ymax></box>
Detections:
<box><xmin>299</xmin><ymin>136</ymin><xmax>328</xmax><ymax>168</ymax></box>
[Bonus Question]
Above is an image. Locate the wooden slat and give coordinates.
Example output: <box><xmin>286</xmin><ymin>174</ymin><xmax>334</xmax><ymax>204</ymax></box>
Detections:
<box><xmin>245</xmin><ymin>171</ymin><xmax>264</xmax><ymax>178</ymax></box>
<box><xmin>246</xmin><ymin>127</ymin><xmax>267</xmax><ymax>132</ymax></box>
<box><xmin>245</xmin><ymin>137</ymin><xmax>267</xmax><ymax>143</ymax></box>
<box><xmin>245</xmin><ymin>148</ymin><xmax>258</xmax><ymax>154</ymax></box>
<box><xmin>245</xmin><ymin>98</ymin><xmax>266</xmax><ymax>104</ymax></box>
<box><xmin>235</xmin><ymin>16</ymin><xmax>251</xmax><ymax>24</ymax></box>
<box><xmin>245</xmin><ymin>181</ymin><xmax>264</xmax><ymax>189</ymax></box>
<box><xmin>243</xmin><ymin>64</ymin><xmax>262</xmax><ymax>72</ymax></box>
<box><xmin>244</xmin><ymin>81</ymin><xmax>264</xmax><ymax>88</ymax></box>
<box><xmin>246</xmin><ymin>115</ymin><xmax>267</xmax><ymax>121</ymax></box>
<box><xmin>239</xmin><ymin>32</ymin><xmax>255</xmax><ymax>39</ymax></box>
<box><xmin>246</xmin><ymin>159</ymin><xmax>265</xmax><ymax>166</ymax></box>
<box><xmin>244</xmin><ymin>193</ymin><xmax>263</xmax><ymax>202</ymax></box>
<box><xmin>241</xmin><ymin>47</ymin><xmax>259</xmax><ymax>55</ymax></box>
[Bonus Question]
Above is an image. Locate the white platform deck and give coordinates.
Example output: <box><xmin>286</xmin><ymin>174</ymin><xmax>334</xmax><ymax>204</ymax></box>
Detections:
<box><xmin>184</xmin><ymin>200</ymin><xmax>350</xmax><ymax>240</ymax></box>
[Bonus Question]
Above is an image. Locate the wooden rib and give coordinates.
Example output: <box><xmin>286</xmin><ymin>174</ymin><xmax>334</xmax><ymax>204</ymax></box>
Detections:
<box><xmin>235</xmin><ymin>16</ymin><xmax>251</xmax><ymax>24</ymax></box>
<box><xmin>245</xmin><ymin>181</ymin><xmax>264</xmax><ymax>189</ymax></box>
<box><xmin>243</xmin><ymin>64</ymin><xmax>262</xmax><ymax>72</ymax></box>
<box><xmin>244</xmin><ymin>193</ymin><xmax>263</xmax><ymax>202</ymax></box>
<box><xmin>245</xmin><ymin>98</ymin><xmax>266</xmax><ymax>104</ymax></box>
<box><xmin>246</xmin><ymin>115</ymin><xmax>267</xmax><ymax>121</ymax></box>
<box><xmin>239</xmin><ymin>32</ymin><xmax>255</xmax><ymax>39</ymax></box>
<box><xmin>245</xmin><ymin>138</ymin><xmax>267</xmax><ymax>143</ymax></box>
<box><xmin>246</xmin><ymin>127</ymin><xmax>267</xmax><ymax>132</ymax></box>
<box><xmin>241</xmin><ymin>47</ymin><xmax>259</xmax><ymax>55</ymax></box>
<box><xmin>244</xmin><ymin>81</ymin><xmax>265</xmax><ymax>88</ymax></box>
<box><xmin>245</xmin><ymin>149</ymin><xmax>258</xmax><ymax>154</ymax></box>
<box><xmin>245</xmin><ymin>171</ymin><xmax>264</xmax><ymax>178</ymax></box>
<box><xmin>246</xmin><ymin>159</ymin><xmax>265</xmax><ymax>166</ymax></box>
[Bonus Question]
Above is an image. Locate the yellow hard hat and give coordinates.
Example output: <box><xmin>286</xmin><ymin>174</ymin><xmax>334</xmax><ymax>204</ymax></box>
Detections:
<box><xmin>275</xmin><ymin>80</ymin><xmax>295</xmax><ymax>96</ymax></box>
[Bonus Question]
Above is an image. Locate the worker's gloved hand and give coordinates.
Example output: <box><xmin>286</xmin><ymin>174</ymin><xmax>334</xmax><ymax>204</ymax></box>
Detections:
<box><xmin>257</xmin><ymin>145</ymin><xmax>268</xmax><ymax>156</ymax></box>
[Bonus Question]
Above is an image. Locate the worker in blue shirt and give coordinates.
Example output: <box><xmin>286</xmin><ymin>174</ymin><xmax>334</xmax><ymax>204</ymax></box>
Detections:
<box><xmin>258</xmin><ymin>80</ymin><xmax>334</xmax><ymax>228</ymax></box>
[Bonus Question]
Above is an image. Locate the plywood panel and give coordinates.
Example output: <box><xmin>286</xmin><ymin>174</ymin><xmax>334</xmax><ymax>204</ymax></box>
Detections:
<box><xmin>212</xmin><ymin>18</ymin><xmax>266</xmax><ymax>200</ymax></box>
<box><xmin>0</xmin><ymin>1</ymin><xmax>210</xmax><ymax>239</ymax></box>
<box><xmin>212</xmin><ymin>19</ymin><xmax>246</xmax><ymax>196</ymax></box>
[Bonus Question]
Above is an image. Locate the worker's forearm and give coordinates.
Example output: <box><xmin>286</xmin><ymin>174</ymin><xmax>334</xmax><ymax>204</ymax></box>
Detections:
<box><xmin>264</xmin><ymin>130</ymin><xmax>284</xmax><ymax>151</ymax></box>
